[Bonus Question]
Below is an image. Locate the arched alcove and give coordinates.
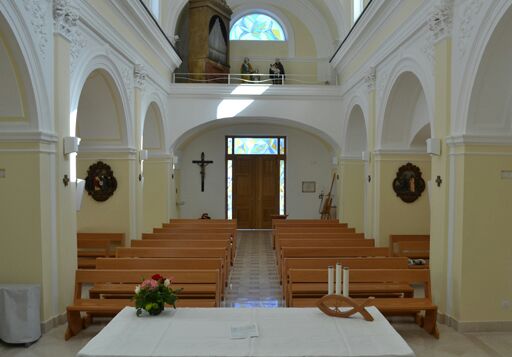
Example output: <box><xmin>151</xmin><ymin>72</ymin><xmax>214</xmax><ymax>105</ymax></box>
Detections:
<box><xmin>381</xmin><ymin>71</ymin><xmax>431</xmax><ymax>150</ymax></box>
<box><xmin>377</xmin><ymin>70</ymin><xmax>431</xmax><ymax>245</ymax></box>
<box><xmin>467</xmin><ymin>5</ymin><xmax>512</xmax><ymax>136</ymax></box>
<box><xmin>142</xmin><ymin>101</ymin><xmax>171</xmax><ymax>232</ymax></box>
<box><xmin>75</xmin><ymin>68</ymin><xmax>132</xmax><ymax>239</ymax></box>
<box><xmin>345</xmin><ymin>105</ymin><xmax>367</xmax><ymax>156</ymax></box>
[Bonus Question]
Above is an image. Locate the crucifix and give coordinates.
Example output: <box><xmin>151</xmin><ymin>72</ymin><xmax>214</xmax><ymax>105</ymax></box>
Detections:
<box><xmin>192</xmin><ymin>152</ymin><xmax>213</xmax><ymax>192</ymax></box>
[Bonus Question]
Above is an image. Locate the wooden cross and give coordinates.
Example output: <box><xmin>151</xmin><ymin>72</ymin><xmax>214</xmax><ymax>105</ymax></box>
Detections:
<box><xmin>192</xmin><ymin>152</ymin><xmax>213</xmax><ymax>192</ymax></box>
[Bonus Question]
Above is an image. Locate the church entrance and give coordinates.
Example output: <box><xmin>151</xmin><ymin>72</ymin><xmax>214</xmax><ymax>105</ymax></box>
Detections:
<box><xmin>226</xmin><ymin>137</ymin><xmax>286</xmax><ymax>229</ymax></box>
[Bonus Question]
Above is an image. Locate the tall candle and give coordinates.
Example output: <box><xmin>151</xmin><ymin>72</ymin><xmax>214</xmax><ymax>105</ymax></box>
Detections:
<box><xmin>343</xmin><ymin>267</ymin><xmax>349</xmax><ymax>297</ymax></box>
<box><xmin>335</xmin><ymin>262</ymin><xmax>342</xmax><ymax>295</ymax></box>
<box><xmin>327</xmin><ymin>266</ymin><xmax>334</xmax><ymax>295</ymax></box>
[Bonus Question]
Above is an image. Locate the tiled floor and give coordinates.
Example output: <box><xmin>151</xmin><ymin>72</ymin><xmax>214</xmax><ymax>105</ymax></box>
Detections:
<box><xmin>224</xmin><ymin>230</ymin><xmax>282</xmax><ymax>307</ymax></box>
<box><xmin>1</xmin><ymin>230</ymin><xmax>512</xmax><ymax>356</ymax></box>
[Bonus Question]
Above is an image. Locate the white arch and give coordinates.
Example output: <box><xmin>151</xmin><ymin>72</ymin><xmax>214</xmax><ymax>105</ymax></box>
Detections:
<box><xmin>377</xmin><ymin>57</ymin><xmax>434</xmax><ymax>150</ymax></box>
<box><xmin>0</xmin><ymin>2</ymin><xmax>51</xmax><ymax>133</ymax></box>
<box><xmin>141</xmin><ymin>91</ymin><xmax>169</xmax><ymax>154</ymax></box>
<box><xmin>342</xmin><ymin>98</ymin><xmax>368</xmax><ymax>156</ymax></box>
<box><xmin>70</xmin><ymin>50</ymin><xmax>133</xmax><ymax>148</ymax></box>
<box><xmin>454</xmin><ymin>1</ymin><xmax>512</xmax><ymax>135</ymax></box>
<box><xmin>170</xmin><ymin>116</ymin><xmax>341</xmax><ymax>154</ymax></box>
<box><xmin>164</xmin><ymin>0</ymin><xmax>188</xmax><ymax>41</ymax></box>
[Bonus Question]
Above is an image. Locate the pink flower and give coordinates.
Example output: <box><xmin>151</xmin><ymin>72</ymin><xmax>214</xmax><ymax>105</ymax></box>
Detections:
<box><xmin>141</xmin><ymin>279</ymin><xmax>159</xmax><ymax>290</ymax></box>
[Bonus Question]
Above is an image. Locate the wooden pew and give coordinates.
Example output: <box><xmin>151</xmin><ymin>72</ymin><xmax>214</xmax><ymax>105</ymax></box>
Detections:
<box><xmin>153</xmin><ymin>227</ymin><xmax>237</xmax><ymax>258</ymax></box>
<box><xmin>65</xmin><ymin>269</ymin><xmax>219</xmax><ymax>340</ymax></box>
<box><xmin>283</xmin><ymin>257</ymin><xmax>409</xmax><ymax>299</ymax></box>
<box><xmin>273</xmin><ymin>226</ymin><xmax>356</xmax><ymax>248</ymax></box>
<box><xmin>141</xmin><ymin>232</ymin><xmax>235</xmax><ymax>263</ymax></box>
<box><xmin>281</xmin><ymin>257</ymin><xmax>409</xmax><ymax>302</ymax></box>
<box><xmin>389</xmin><ymin>235</ymin><xmax>430</xmax><ymax>269</ymax></box>
<box><xmin>131</xmin><ymin>239</ymin><xmax>231</xmax><ymax>268</ymax></box>
<box><xmin>115</xmin><ymin>247</ymin><xmax>229</xmax><ymax>289</ymax></box>
<box><xmin>389</xmin><ymin>235</ymin><xmax>429</xmax><ymax>256</ymax></box>
<box><xmin>77</xmin><ymin>239</ymin><xmax>111</xmax><ymax>269</ymax></box>
<box><xmin>272</xmin><ymin>219</ymin><xmax>342</xmax><ymax>229</ymax></box>
<box><xmin>288</xmin><ymin>268</ymin><xmax>439</xmax><ymax>337</ymax></box>
<box><xmin>77</xmin><ymin>232</ymin><xmax>124</xmax><ymax>244</ymax></box>
<box><xmin>280</xmin><ymin>247</ymin><xmax>389</xmax><ymax>285</ymax></box>
<box><xmin>276</xmin><ymin>239</ymin><xmax>375</xmax><ymax>273</ymax></box>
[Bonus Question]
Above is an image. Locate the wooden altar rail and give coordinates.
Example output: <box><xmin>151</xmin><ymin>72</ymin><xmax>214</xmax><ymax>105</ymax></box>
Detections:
<box><xmin>141</xmin><ymin>232</ymin><xmax>234</xmax><ymax>263</ymax></box>
<box><xmin>65</xmin><ymin>269</ymin><xmax>220</xmax><ymax>340</ymax></box>
<box><xmin>273</xmin><ymin>226</ymin><xmax>355</xmax><ymax>249</ymax></box>
<box><xmin>288</xmin><ymin>268</ymin><xmax>439</xmax><ymax>338</ymax></box>
<box><xmin>280</xmin><ymin>247</ymin><xmax>389</xmax><ymax>286</ymax></box>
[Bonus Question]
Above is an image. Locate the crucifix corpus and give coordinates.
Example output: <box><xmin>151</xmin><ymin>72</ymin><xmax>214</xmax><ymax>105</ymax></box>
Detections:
<box><xmin>192</xmin><ymin>152</ymin><xmax>213</xmax><ymax>192</ymax></box>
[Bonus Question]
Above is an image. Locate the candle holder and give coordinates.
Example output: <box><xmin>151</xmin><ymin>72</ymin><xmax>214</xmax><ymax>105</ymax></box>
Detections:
<box><xmin>316</xmin><ymin>295</ymin><xmax>375</xmax><ymax>321</ymax></box>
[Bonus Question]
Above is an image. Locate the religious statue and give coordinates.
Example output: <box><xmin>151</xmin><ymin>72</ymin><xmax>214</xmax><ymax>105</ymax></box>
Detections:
<box><xmin>273</xmin><ymin>58</ymin><xmax>285</xmax><ymax>84</ymax></box>
<box><xmin>241</xmin><ymin>57</ymin><xmax>256</xmax><ymax>81</ymax></box>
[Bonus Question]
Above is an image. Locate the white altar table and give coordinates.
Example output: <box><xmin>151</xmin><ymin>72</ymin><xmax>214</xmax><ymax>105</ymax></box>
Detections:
<box><xmin>77</xmin><ymin>307</ymin><xmax>415</xmax><ymax>357</ymax></box>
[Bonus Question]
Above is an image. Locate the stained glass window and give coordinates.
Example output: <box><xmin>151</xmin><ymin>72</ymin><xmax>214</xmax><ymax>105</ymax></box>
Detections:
<box><xmin>230</xmin><ymin>13</ymin><xmax>286</xmax><ymax>41</ymax></box>
<box><xmin>279</xmin><ymin>138</ymin><xmax>285</xmax><ymax>154</ymax></box>
<box><xmin>227</xmin><ymin>160</ymin><xmax>233</xmax><ymax>219</ymax></box>
<box><xmin>227</xmin><ymin>137</ymin><xmax>233</xmax><ymax>155</ymax></box>
<box><xmin>234</xmin><ymin>137</ymin><xmax>278</xmax><ymax>155</ymax></box>
<box><xmin>280</xmin><ymin>160</ymin><xmax>285</xmax><ymax>215</ymax></box>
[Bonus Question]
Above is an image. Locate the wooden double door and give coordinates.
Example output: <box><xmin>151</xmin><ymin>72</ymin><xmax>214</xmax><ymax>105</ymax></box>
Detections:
<box><xmin>233</xmin><ymin>156</ymin><xmax>279</xmax><ymax>229</ymax></box>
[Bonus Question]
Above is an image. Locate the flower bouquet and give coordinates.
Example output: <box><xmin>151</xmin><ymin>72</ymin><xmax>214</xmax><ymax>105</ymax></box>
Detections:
<box><xmin>133</xmin><ymin>274</ymin><xmax>182</xmax><ymax>316</ymax></box>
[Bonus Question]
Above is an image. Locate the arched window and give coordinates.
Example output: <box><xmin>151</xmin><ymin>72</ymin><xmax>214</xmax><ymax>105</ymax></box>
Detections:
<box><xmin>230</xmin><ymin>13</ymin><xmax>286</xmax><ymax>41</ymax></box>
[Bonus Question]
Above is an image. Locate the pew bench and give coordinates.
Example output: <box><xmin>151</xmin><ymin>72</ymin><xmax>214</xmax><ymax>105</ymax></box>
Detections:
<box><xmin>77</xmin><ymin>239</ymin><xmax>111</xmax><ymax>269</ymax></box>
<box><xmin>288</xmin><ymin>268</ymin><xmax>439</xmax><ymax>338</ymax></box>
<box><xmin>65</xmin><ymin>269</ymin><xmax>219</xmax><ymax>340</ymax></box>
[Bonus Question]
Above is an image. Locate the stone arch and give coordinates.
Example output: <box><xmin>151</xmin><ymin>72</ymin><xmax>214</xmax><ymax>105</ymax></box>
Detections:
<box><xmin>465</xmin><ymin>4</ymin><xmax>512</xmax><ymax>137</ymax></box>
<box><xmin>70</xmin><ymin>52</ymin><xmax>132</xmax><ymax>148</ymax></box>
<box><xmin>378</xmin><ymin>60</ymin><xmax>433</xmax><ymax>151</ymax></box>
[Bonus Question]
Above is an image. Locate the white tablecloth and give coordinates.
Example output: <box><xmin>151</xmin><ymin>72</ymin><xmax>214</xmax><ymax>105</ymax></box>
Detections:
<box><xmin>77</xmin><ymin>307</ymin><xmax>414</xmax><ymax>357</ymax></box>
<box><xmin>0</xmin><ymin>284</ymin><xmax>41</xmax><ymax>343</ymax></box>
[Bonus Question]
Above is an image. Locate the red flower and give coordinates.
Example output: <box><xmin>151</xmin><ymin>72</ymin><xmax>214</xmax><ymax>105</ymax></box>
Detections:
<box><xmin>151</xmin><ymin>274</ymin><xmax>163</xmax><ymax>282</ymax></box>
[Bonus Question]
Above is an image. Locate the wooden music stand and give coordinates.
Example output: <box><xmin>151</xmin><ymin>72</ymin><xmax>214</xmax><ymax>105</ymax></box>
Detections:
<box><xmin>320</xmin><ymin>173</ymin><xmax>336</xmax><ymax>220</ymax></box>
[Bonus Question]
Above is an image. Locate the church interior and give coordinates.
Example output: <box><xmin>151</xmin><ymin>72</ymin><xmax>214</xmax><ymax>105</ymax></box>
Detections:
<box><xmin>1</xmin><ymin>0</ymin><xmax>512</xmax><ymax>356</ymax></box>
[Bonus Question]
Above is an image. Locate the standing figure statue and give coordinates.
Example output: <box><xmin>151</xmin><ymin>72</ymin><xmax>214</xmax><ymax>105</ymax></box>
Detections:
<box><xmin>241</xmin><ymin>57</ymin><xmax>255</xmax><ymax>82</ymax></box>
<box><xmin>269</xmin><ymin>63</ymin><xmax>281</xmax><ymax>84</ymax></box>
<box><xmin>273</xmin><ymin>58</ymin><xmax>285</xmax><ymax>84</ymax></box>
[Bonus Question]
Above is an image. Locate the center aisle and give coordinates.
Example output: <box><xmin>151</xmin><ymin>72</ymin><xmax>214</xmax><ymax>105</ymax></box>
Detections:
<box><xmin>224</xmin><ymin>230</ymin><xmax>283</xmax><ymax>307</ymax></box>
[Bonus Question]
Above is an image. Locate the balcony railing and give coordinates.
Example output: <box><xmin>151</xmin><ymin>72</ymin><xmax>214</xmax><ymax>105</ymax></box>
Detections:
<box><xmin>172</xmin><ymin>73</ymin><xmax>338</xmax><ymax>86</ymax></box>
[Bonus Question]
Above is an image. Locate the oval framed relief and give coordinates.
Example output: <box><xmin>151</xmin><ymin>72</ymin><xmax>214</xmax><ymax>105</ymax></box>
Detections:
<box><xmin>84</xmin><ymin>161</ymin><xmax>118</xmax><ymax>202</ymax></box>
<box><xmin>392</xmin><ymin>162</ymin><xmax>425</xmax><ymax>203</ymax></box>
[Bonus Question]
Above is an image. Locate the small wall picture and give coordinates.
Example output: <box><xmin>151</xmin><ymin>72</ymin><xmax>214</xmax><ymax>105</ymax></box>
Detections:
<box><xmin>302</xmin><ymin>181</ymin><xmax>316</xmax><ymax>193</ymax></box>
<box><xmin>85</xmin><ymin>161</ymin><xmax>118</xmax><ymax>202</ymax></box>
<box><xmin>392</xmin><ymin>162</ymin><xmax>425</xmax><ymax>203</ymax></box>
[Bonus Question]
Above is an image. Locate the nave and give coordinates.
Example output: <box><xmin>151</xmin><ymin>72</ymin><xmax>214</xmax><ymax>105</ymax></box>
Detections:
<box><xmin>3</xmin><ymin>230</ymin><xmax>512</xmax><ymax>357</ymax></box>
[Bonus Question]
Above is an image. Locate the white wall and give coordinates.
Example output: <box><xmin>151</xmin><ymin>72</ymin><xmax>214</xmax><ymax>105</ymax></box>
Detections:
<box><xmin>177</xmin><ymin>123</ymin><xmax>335</xmax><ymax>219</ymax></box>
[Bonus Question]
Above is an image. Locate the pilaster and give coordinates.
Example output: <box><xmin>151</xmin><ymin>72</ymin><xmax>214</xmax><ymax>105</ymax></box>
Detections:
<box><xmin>365</xmin><ymin>67</ymin><xmax>376</xmax><ymax>239</ymax></box>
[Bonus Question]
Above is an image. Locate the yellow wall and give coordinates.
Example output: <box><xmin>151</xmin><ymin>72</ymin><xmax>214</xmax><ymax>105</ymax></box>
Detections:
<box><xmin>143</xmin><ymin>159</ymin><xmax>171</xmax><ymax>232</ymax></box>
<box><xmin>452</xmin><ymin>145</ymin><xmax>512</xmax><ymax>322</ymax></box>
<box><xmin>375</xmin><ymin>154</ymin><xmax>431</xmax><ymax>246</ymax></box>
<box><xmin>77</xmin><ymin>154</ymin><xmax>134</xmax><ymax>243</ymax></box>
<box><xmin>0</xmin><ymin>146</ymin><xmax>55</xmax><ymax>319</ymax></box>
<box><xmin>340</xmin><ymin>0</ymin><xmax>422</xmax><ymax>80</ymax></box>
<box><xmin>88</xmin><ymin>0</ymin><xmax>170</xmax><ymax>77</ymax></box>
<box><xmin>339</xmin><ymin>160</ymin><xmax>365</xmax><ymax>232</ymax></box>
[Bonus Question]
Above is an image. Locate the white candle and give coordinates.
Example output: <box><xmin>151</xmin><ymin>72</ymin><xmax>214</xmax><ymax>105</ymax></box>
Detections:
<box><xmin>327</xmin><ymin>266</ymin><xmax>334</xmax><ymax>295</ymax></box>
<box><xmin>335</xmin><ymin>262</ymin><xmax>342</xmax><ymax>295</ymax></box>
<box><xmin>343</xmin><ymin>267</ymin><xmax>349</xmax><ymax>297</ymax></box>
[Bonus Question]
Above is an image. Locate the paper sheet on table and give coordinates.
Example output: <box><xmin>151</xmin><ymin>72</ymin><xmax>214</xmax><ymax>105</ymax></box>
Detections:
<box><xmin>230</xmin><ymin>323</ymin><xmax>259</xmax><ymax>339</ymax></box>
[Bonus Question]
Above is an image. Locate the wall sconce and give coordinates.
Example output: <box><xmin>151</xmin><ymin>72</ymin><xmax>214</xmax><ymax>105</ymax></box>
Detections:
<box><xmin>63</xmin><ymin>136</ymin><xmax>81</xmax><ymax>155</ymax></box>
<box><xmin>139</xmin><ymin>149</ymin><xmax>149</xmax><ymax>162</ymax></box>
<box><xmin>362</xmin><ymin>151</ymin><xmax>371</xmax><ymax>162</ymax></box>
<box><xmin>426</xmin><ymin>138</ymin><xmax>441</xmax><ymax>156</ymax></box>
